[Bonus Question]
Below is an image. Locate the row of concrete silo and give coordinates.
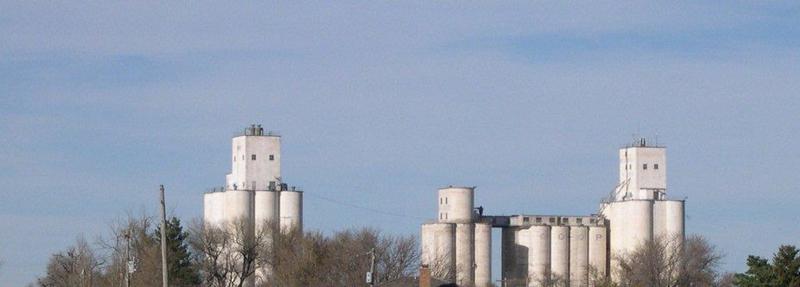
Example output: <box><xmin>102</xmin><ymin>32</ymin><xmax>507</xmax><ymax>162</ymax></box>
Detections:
<box><xmin>501</xmin><ymin>217</ymin><xmax>607</xmax><ymax>287</ymax></box>
<box><xmin>203</xmin><ymin>185</ymin><xmax>303</xmax><ymax>232</ymax></box>
<box><xmin>421</xmin><ymin>221</ymin><xmax>494</xmax><ymax>287</ymax></box>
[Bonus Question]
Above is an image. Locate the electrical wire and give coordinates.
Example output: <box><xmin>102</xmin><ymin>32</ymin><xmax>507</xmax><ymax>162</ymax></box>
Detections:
<box><xmin>304</xmin><ymin>191</ymin><xmax>427</xmax><ymax>220</ymax></box>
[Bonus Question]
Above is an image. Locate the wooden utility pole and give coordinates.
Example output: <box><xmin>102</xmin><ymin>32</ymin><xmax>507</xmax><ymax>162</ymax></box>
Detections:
<box><xmin>369</xmin><ymin>248</ymin><xmax>376</xmax><ymax>287</ymax></box>
<box><xmin>159</xmin><ymin>185</ymin><xmax>169</xmax><ymax>287</ymax></box>
<box><xmin>125</xmin><ymin>230</ymin><xmax>131</xmax><ymax>287</ymax></box>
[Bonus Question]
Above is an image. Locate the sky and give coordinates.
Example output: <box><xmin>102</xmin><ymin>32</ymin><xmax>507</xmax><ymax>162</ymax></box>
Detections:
<box><xmin>1</xmin><ymin>1</ymin><xmax>799</xmax><ymax>285</ymax></box>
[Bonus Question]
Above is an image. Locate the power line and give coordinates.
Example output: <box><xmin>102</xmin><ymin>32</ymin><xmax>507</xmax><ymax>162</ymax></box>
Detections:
<box><xmin>304</xmin><ymin>192</ymin><xmax>427</xmax><ymax>220</ymax></box>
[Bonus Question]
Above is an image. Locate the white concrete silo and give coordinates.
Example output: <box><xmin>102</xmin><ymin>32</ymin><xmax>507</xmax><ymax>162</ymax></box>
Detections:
<box><xmin>279</xmin><ymin>189</ymin><xmax>303</xmax><ymax>232</ymax></box>
<box><xmin>665</xmin><ymin>200</ymin><xmax>684</xmax><ymax>242</ymax></box>
<box><xmin>550</xmin><ymin>225</ymin><xmax>570</xmax><ymax>283</ymax></box>
<box><xmin>474</xmin><ymin>222</ymin><xmax>492</xmax><ymax>287</ymax></box>
<box><xmin>254</xmin><ymin>190</ymin><xmax>280</xmax><ymax>231</ymax></box>
<box><xmin>569</xmin><ymin>226</ymin><xmax>589</xmax><ymax>287</ymax></box>
<box><xmin>203</xmin><ymin>192</ymin><xmax>226</xmax><ymax>226</ymax></box>
<box><xmin>421</xmin><ymin>223</ymin><xmax>456</xmax><ymax>282</ymax></box>
<box><xmin>455</xmin><ymin>223</ymin><xmax>475</xmax><ymax>286</ymax></box>
<box><xmin>527</xmin><ymin>225</ymin><xmax>551</xmax><ymax>286</ymax></box>
<box><xmin>224</xmin><ymin>190</ymin><xmax>255</xmax><ymax>230</ymax></box>
<box><xmin>621</xmin><ymin>200</ymin><xmax>653</xmax><ymax>251</ymax></box>
<box><xmin>588</xmin><ymin>226</ymin><xmax>608</xmax><ymax>280</ymax></box>
<box><xmin>516</xmin><ymin>227</ymin><xmax>533</xmax><ymax>284</ymax></box>
<box><xmin>438</xmin><ymin>186</ymin><xmax>474</xmax><ymax>223</ymax></box>
<box><xmin>501</xmin><ymin>228</ymin><xmax>518</xmax><ymax>284</ymax></box>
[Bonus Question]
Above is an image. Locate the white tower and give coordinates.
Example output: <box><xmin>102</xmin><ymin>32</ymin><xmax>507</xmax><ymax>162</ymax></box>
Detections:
<box><xmin>227</xmin><ymin>124</ymin><xmax>281</xmax><ymax>191</ymax></box>
<box><xmin>617</xmin><ymin>138</ymin><xmax>666</xmax><ymax>200</ymax></box>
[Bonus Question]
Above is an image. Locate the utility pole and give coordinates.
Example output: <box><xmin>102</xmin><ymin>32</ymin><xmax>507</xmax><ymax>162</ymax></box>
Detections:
<box><xmin>159</xmin><ymin>185</ymin><xmax>169</xmax><ymax>287</ymax></box>
<box><xmin>368</xmin><ymin>248</ymin><xmax>376</xmax><ymax>287</ymax></box>
<box><xmin>125</xmin><ymin>230</ymin><xmax>131</xmax><ymax>287</ymax></box>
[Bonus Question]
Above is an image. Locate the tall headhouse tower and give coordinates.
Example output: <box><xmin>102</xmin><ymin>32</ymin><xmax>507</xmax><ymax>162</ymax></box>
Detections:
<box><xmin>616</xmin><ymin>138</ymin><xmax>667</xmax><ymax>201</ymax></box>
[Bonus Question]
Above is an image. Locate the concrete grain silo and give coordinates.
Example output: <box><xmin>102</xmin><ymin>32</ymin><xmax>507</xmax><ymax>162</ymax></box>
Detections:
<box><xmin>474</xmin><ymin>222</ymin><xmax>492</xmax><ymax>287</ymax></box>
<box><xmin>421</xmin><ymin>222</ymin><xmax>456</xmax><ymax>282</ymax></box>
<box><xmin>279</xmin><ymin>186</ymin><xmax>303</xmax><ymax>231</ymax></box>
<box><xmin>527</xmin><ymin>225</ymin><xmax>551</xmax><ymax>286</ymax></box>
<box><xmin>550</xmin><ymin>225</ymin><xmax>570</xmax><ymax>283</ymax></box>
<box><xmin>569</xmin><ymin>226</ymin><xmax>589</xmax><ymax>287</ymax></box>
<box><xmin>254</xmin><ymin>190</ymin><xmax>280</xmax><ymax>230</ymax></box>
<box><xmin>455</xmin><ymin>223</ymin><xmax>475</xmax><ymax>285</ymax></box>
<box><xmin>588</xmin><ymin>226</ymin><xmax>608</xmax><ymax>279</ymax></box>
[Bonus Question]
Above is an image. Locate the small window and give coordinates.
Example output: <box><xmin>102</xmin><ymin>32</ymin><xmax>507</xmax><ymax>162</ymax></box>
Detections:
<box><xmin>562</xmin><ymin>218</ymin><xmax>569</xmax><ymax>224</ymax></box>
<box><xmin>524</xmin><ymin>217</ymin><xmax>530</xmax><ymax>223</ymax></box>
<box><xmin>445</xmin><ymin>198</ymin><xmax>448</xmax><ymax>204</ymax></box>
<box><xmin>251</xmin><ymin>154</ymin><xmax>256</xmax><ymax>160</ymax></box>
<box><xmin>577</xmin><ymin>218</ymin><xmax>583</xmax><ymax>224</ymax></box>
<box><xmin>654</xmin><ymin>164</ymin><xmax>659</xmax><ymax>170</ymax></box>
<box><xmin>269</xmin><ymin>154</ymin><xmax>275</xmax><ymax>161</ymax></box>
<box><xmin>549</xmin><ymin>218</ymin><xmax>555</xmax><ymax>223</ymax></box>
<box><xmin>233</xmin><ymin>156</ymin><xmax>236</xmax><ymax>162</ymax></box>
<box><xmin>536</xmin><ymin>217</ymin><xmax>542</xmax><ymax>223</ymax></box>
<box><xmin>643</xmin><ymin>164</ymin><xmax>648</xmax><ymax>170</ymax></box>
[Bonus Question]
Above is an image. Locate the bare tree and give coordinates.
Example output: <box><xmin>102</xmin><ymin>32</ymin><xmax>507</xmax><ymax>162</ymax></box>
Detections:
<box><xmin>265</xmin><ymin>227</ymin><xmax>329</xmax><ymax>286</ymax></box>
<box><xmin>529</xmin><ymin>271</ymin><xmax>569</xmax><ymax>287</ymax></box>
<box><xmin>96</xmin><ymin>213</ymin><xmax>162</xmax><ymax>286</ymax></box>
<box><xmin>37</xmin><ymin>236</ymin><xmax>103</xmax><ymax>287</ymax></box>
<box><xmin>262</xmin><ymin>226</ymin><xmax>420</xmax><ymax>286</ymax></box>
<box><xmin>426</xmin><ymin>252</ymin><xmax>455</xmax><ymax>283</ymax></box>
<box><xmin>588</xmin><ymin>266</ymin><xmax>615</xmax><ymax>287</ymax></box>
<box><xmin>190</xmin><ymin>218</ymin><xmax>266</xmax><ymax>287</ymax></box>
<box><xmin>615</xmin><ymin>234</ymin><xmax>722</xmax><ymax>287</ymax></box>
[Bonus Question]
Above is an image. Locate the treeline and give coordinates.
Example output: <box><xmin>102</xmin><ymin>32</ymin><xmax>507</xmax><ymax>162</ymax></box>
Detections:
<box><xmin>35</xmin><ymin>214</ymin><xmax>419</xmax><ymax>287</ymax></box>
<box><xmin>32</xmin><ymin>215</ymin><xmax>800</xmax><ymax>287</ymax></box>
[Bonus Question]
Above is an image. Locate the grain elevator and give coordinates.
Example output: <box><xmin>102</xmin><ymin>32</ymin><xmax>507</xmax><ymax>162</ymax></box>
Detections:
<box><xmin>420</xmin><ymin>138</ymin><xmax>685</xmax><ymax>287</ymax></box>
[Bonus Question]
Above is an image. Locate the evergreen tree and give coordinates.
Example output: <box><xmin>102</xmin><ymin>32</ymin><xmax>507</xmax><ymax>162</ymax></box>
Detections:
<box><xmin>772</xmin><ymin>245</ymin><xmax>800</xmax><ymax>287</ymax></box>
<box><xmin>154</xmin><ymin>217</ymin><xmax>200</xmax><ymax>286</ymax></box>
<box><xmin>735</xmin><ymin>245</ymin><xmax>800</xmax><ymax>287</ymax></box>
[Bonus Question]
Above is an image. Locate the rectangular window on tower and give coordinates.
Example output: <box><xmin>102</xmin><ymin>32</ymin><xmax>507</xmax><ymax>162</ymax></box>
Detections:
<box><xmin>643</xmin><ymin>164</ymin><xmax>648</xmax><ymax>170</ymax></box>
<box><xmin>251</xmin><ymin>154</ymin><xmax>256</xmax><ymax>160</ymax></box>
<box><xmin>269</xmin><ymin>155</ymin><xmax>275</xmax><ymax>161</ymax></box>
<box><xmin>654</xmin><ymin>164</ymin><xmax>659</xmax><ymax>170</ymax></box>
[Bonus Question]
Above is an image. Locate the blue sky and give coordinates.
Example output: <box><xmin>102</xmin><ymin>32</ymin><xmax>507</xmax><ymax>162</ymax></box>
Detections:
<box><xmin>1</xmin><ymin>1</ymin><xmax>799</xmax><ymax>285</ymax></box>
